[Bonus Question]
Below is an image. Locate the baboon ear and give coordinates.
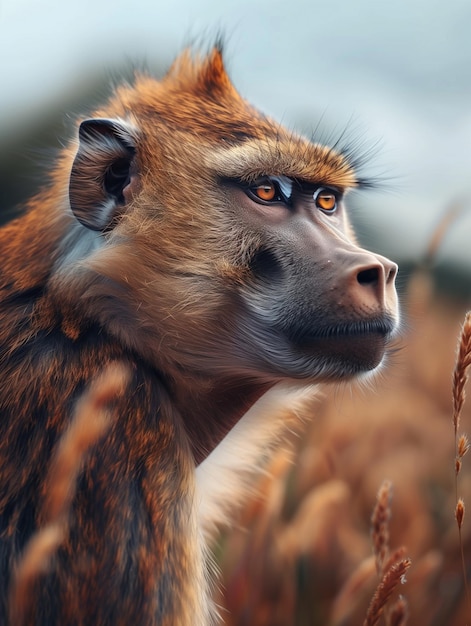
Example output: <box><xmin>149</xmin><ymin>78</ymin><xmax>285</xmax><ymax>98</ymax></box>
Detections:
<box><xmin>69</xmin><ymin>118</ymin><xmax>137</xmax><ymax>231</ymax></box>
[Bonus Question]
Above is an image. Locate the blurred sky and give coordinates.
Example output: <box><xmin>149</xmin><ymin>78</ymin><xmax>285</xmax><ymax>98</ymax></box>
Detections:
<box><xmin>1</xmin><ymin>0</ymin><xmax>471</xmax><ymax>275</ymax></box>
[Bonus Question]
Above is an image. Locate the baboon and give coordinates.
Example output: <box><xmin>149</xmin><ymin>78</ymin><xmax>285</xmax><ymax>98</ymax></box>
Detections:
<box><xmin>0</xmin><ymin>45</ymin><xmax>398</xmax><ymax>625</ymax></box>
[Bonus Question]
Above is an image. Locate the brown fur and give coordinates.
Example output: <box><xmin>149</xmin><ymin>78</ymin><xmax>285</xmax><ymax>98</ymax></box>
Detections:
<box><xmin>0</xmin><ymin>46</ymin><xmax>399</xmax><ymax>624</ymax></box>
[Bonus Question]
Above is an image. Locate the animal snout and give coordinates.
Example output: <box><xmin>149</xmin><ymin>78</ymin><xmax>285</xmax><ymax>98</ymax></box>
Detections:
<box><xmin>342</xmin><ymin>252</ymin><xmax>398</xmax><ymax>316</ymax></box>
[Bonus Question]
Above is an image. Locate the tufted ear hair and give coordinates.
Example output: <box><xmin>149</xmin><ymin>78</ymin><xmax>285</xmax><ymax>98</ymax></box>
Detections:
<box><xmin>69</xmin><ymin>118</ymin><xmax>137</xmax><ymax>231</ymax></box>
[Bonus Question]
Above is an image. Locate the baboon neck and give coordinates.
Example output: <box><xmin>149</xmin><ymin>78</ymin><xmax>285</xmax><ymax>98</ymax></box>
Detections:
<box><xmin>171</xmin><ymin>375</ymin><xmax>272</xmax><ymax>465</ymax></box>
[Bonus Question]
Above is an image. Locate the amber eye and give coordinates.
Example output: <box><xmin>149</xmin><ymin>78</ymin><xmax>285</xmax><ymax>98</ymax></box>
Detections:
<box><xmin>253</xmin><ymin>181</ymin><xmax>277</xmax><ymax>202</ymax></box>
<box><xmin>314</xmin><ymin>187</ymin><xmax>338</xmax><ymax>212</ymax></box>
<box><xmin>246</xmin><ymin>176</ymin><xmax>292</xmax><ymax>205</ymax></box>
<box><xmin>316</xmin><ymin>193</ymin><xmax>335</xmax><ymax>211</ymax></box>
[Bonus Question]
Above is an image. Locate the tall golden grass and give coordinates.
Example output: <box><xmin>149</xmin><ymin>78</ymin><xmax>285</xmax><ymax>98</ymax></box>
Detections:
<box><xmin>364</xmin><ymin>480</ymin><xmax>411</xmax><ymax>626</ymax></box>
<box><xmin>453</xmin><ymin>310</ymin><xmax>471</xmax><ymax>620</ymax></box>
<box><xmin>9</xmin><ymin>364</ymin><xmax>130</xmax><ymax>626</ymax></box>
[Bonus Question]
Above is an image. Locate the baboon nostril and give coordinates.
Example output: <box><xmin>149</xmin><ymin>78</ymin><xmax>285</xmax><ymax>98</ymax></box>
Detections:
<box><xmin>386</xmin><ymin>263</ymin><xmax>398</xmax><ymax>284</ymax></box>
<box><xmin>357</xmin><ymin>267</ymin><xmax>380</xmax><ymax>287</ymax></box>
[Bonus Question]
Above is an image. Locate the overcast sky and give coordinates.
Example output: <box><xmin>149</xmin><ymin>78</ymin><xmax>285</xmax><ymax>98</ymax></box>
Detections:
<box><xmin>1</xmin><ymin>0</ymin><xmax>470</xmax><ymax>274</ymax></box>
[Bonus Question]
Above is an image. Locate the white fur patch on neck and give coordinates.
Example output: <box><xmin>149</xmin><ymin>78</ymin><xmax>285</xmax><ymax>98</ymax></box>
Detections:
<box><xmin>196</xmin><ymin>381</ymin><xmax>319</xmax><ymax>541</ymax></box>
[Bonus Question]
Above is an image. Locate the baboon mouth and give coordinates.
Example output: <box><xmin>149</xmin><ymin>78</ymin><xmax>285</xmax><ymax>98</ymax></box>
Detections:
<box><xmin>297</xmin><ymin>317</ymin><xmax>397</xmax><ymax>343</ymax></box>
<box><xmin>291</xmin><ymin>317</ymin><xmax>397</xmax><ymax>373</ymax></box>
<box><xmin>313</xmin><ymin>318</ymin><xmax>396</xmax><ymax>340</ymax></box>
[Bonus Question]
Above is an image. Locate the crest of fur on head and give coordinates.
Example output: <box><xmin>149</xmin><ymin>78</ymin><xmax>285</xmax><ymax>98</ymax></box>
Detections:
<box><xmin>0</xmin><ymin>42</ymin><xmax>398</xmax><ymax>626</ymax></box>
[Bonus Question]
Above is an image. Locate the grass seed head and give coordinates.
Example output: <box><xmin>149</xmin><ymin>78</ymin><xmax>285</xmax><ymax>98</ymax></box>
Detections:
<box><xmin>456</xmin><ymin>498</ymin><xmax>465</xmax><ymax>530</ymax></box>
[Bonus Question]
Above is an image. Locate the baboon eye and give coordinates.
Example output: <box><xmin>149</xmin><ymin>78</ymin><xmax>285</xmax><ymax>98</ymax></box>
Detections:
<box><xmin>254</xmin><ymin>182</ymin><xmax>277</xmax><ymax>201</ymax></box>
<box><xmin>314</xmin><ymin>187</ymin><xmax>338</xmax><ymax>213</ymax></box>
<box><xmin>247</xmin><ymin>177</ymin><xmax>290</xmax><ymax>205</ymax></box>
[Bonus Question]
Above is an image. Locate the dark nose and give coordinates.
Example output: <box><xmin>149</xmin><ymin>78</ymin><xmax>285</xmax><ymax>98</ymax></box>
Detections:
<box><xmin>346</xmin><ymin>253</ymin><xmax>398</xmax><ymax>312</ymax></box>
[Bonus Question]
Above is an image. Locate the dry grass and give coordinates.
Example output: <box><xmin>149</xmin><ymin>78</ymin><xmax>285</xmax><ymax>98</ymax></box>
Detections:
<box><xmin>363</xmin><ymin>558</ymin><xmax>411</xmax><ymax>626</ymax></box>
<box><xmin>215</xmin><ymin>271</ymin><xmax>471</xmax><ymax>625</ymax></box>
<box><xmin>453</xmin><ymin>311</ymin><xmax>471</xmax><ymax>434</ymax></box>
<box><xmin>364</xmin><ymin>480</ymin><xmax>411</xmax><ymax>626</ymax></box>
<box><xmin>452</xmin><ymin>310</ymin><xmax>471</xmax><ymax>620</ymax></box>
<box><xmin>9</xmin><ymin>364</ymin><xmax>130</xmax><ymax>626</ymax></box>
<box><xmin>371</xmin><ymin>481</ymin><xmax>393</xmax><ymax>576</ymax></box>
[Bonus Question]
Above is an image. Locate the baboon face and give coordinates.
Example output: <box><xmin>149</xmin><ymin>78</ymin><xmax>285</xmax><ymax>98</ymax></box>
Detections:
<box><xmin>222</xmin><ymin>173</ymin><xmax>398</xmax><ymax>381</ymax></box>
<box><xmin>68</xmin><ymin>49</ymin><xmax>398</xmax><ymax>384</ymax></box>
